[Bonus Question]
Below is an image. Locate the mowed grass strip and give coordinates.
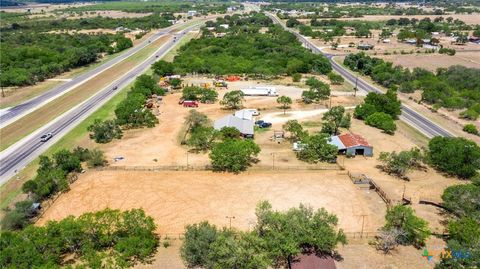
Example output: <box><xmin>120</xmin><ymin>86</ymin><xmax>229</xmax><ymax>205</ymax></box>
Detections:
<box><xmin>0</xmin><ymin>35</ymin><xmax>169</xmax><ymax>151</ymax></box>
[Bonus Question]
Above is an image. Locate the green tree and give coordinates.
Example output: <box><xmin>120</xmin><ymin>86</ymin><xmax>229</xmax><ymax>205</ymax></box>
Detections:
<box><xmin>302</xmin><ymin>77</ymin><xmax>331</xmax><ymax>104</ymax></box>
<box><xmin>87</xmin><ymin>119</ymin><xmax>123</xmax><ymax>143</ymax></box>
<box><xmin>277</xmin><ymin>95</ymin><xmax>292</xmax><ymax>114</ymax></box>
<box><xmin>187</xmin><ymin>126</ymin><xmax>218</xmax><ymax>151</ymax></box>
<box><xmin>207</xmin><ymin>229</ymin><xmax>270</xmax><ymax>269</ymax></box>
<box><xmin>219</xmin><ymin>126</ymin><xmax>241</xmax><ymax>140</ymax></box>
<box><xmin>1</xmin><ymin>200</ymin><xmax>34</xmax><ymax>231</ymax></box>
<box><xmin>441</xmin><ymin>183</ymin><xmax>480</xmax><ymax>221</ymax></box>
<box><xmin>53</xmin><ymin>149</ymin><xmax>81</xmax><ymax>173</ymax></box>
<box><xmin>378</xmin><ymin>148</ymin><xmax>424</xmax><ymax>179</ymax></box>
<box><xmin>286</xmin><ymin>18</ymin><xmax>300</xmax><ymax>28</ymax></box>
<box><xmin>365</xmin><ymin>112</ymin><xmax>397</xmax><ymax>134</ymax></box>
<box><xmin>427</xmin><ymin>136</ymin><xmax>480</xmax><ymax>179</ymax></box>
<box><xmin>283</xmin><ymin>120</ymin><xmax>308</xmax><ymax>141</ymax></box>
<box><xmin>220</xmin><ymin>90</ymin><xmax>245</xmax><ymax>109</ymax></box>
<box><xmin>383</xmin><ymin>205</ymin><xmax>431</xmax><ymax>247</ymax></box>
<box><xmin>321</xmin><ymin>106</ymin><xmax>351</xmax><ymax>135</ymax></box>
<box><xmin>181</xmin><ymin>221</ymin><xmax>219</xmax><ymax>268</ymax></box>
<box><xmin>292</xmin><ymin>73</ymin><xmax>301</xmax><ymax>82</ymax></box>
<box><xmin>296</xmin><ymin>134</ymin><xmax>338</xmax><ymax>163</ymax></box>
<box><xmin>209</xmin><ymin>139</ymin><xmax>260</xmax><ymax>173</ymax></box>
<box><xmin>152</xmin><ymin>60</ymin><xmax>174</xmax><ymax>76</ymax></box>
<box><xmin>255</xmin><ymin>201</ymin><xmax>346</xmax><ymax>269</ymax></box>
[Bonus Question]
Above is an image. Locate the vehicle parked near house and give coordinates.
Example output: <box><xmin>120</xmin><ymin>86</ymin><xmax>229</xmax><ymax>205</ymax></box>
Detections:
<box><xmin>182</xmin><ymin>100</ymin><xmax>199</xmax><ymax>107</ymax></box>
<box><xmin>255</xmin><ymin>120</ymin><xmax>272</xmax><ymax>128</ymax></box>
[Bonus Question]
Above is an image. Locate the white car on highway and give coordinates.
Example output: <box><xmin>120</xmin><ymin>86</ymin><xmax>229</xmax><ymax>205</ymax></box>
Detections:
<box><xmin>40</xmin><ymin>133</ymin><xmax>53</xmax><ymax>142</ymax></box>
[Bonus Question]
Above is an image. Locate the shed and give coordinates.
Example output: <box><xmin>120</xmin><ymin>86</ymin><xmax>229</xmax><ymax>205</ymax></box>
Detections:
<box><xmin>214</xmin><ymin>115</ymin><xmax>254</xmax><ymax>138</ymax></box>
<box><xmin>357</xmin><ymin>43</ymin><xmax>374</xmax><ymax>50</ymax></box>
<box><xmin>328</xmin><ymin>133</ymin><xmax>373</xmax><ymax>157</ymax></box>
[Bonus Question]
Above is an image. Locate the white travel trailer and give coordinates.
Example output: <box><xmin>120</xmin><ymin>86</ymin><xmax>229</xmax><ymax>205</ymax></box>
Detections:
<box><xmin>240</xmin><ymin>86</ymin><xmax>278</xmax><ymax>97</ymax></box>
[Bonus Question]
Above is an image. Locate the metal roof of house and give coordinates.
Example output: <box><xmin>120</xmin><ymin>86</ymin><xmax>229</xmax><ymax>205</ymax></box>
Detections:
<box><xmin>214</xmin><ymin>115</ymin><xmax>254</xmax><ymax>135</ymax></box>
<box><xmin>328</xmin><ymin>133</ymin><xmax>371</xmax><ymax>149</ymax></box>
<box><xmin>234</xmin><ymin>109</ymin><xmax>254</xmax><ymax>121</ymax></box>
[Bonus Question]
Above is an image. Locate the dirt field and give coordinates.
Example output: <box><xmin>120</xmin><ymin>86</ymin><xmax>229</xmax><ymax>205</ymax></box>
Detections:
<box><xmin>37</xmin><ymin>170</ymin><xmax>384</xmax><ymax>234</ymax></box>
<box><xmin>376</xmin><ymin>51</ymin><xmax>480</xmax><ymax>71</ymax></box>
<box><xmin>339</xmin><ymin>14</ymin><xmax>480</xmax><ymax>25</ymax></box>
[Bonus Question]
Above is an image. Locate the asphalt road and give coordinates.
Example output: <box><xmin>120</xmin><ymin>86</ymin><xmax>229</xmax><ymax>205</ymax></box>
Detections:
<box><xmin>0</xmin><ymin>24</ymin><xmax>200</xmax><ymax>184</ymax></box>
<box><xmin>267</xmin><ymin>13</ymin><xmax>453</xmax><ymax>139</ymax></box>
<box><xmin>0</xmin><ymin>22</ymin><xmax>183</xmax><ymax>128</ymax></box>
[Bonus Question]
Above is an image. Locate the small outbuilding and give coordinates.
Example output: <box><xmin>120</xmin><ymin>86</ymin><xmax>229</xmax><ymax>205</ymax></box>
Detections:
<box><xmin>214</xmin><ymin>114</ymin><xmax>254</xmax><ymax>138</ymax></box>
<box><xmin>328</xmin><ymin>133</ymin><xmax>373</xmax><ymax>157</ymax></box>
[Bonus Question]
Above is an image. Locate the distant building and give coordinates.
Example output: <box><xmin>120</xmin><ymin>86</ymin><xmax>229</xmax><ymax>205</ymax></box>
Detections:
<box><xmin>328</xmin><ymin>133</ymin><xmax>373</xmax><ymax>156</ymax></box>
<box><xmin>219</xmin><ymin>24</ymin><xmax>229</xmax><ymax>29</ymax></box>
<box><xmin>357</xmin><ymin>43</ymin><xmax>374</xmax><ymax>50</ymax></box>
<box><xmin>214</xmin><ymin>114</ymin><xmax>254</xmax><ymax>138</ymax></box>
<box><xmin>187</xmin><ymin>10</ymin><xmax>197</xmax><ymax>17</ymax></box>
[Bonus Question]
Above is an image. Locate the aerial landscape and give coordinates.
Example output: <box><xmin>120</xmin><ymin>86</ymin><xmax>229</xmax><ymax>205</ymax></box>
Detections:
<box><xmin>0</xmin><ymin>0</ymin><xmax>479</xmax><ymax>268</ymax></box>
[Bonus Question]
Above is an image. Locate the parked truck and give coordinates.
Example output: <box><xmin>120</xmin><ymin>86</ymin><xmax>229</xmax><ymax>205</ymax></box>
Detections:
<box><xmin>240</xmin><ymin>86</ymin><xmax>278</xmax><ymax>97</ymax></box>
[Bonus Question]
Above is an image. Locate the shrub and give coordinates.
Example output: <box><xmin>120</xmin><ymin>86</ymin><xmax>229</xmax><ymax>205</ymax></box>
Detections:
<box><xmin>365</xmin><ymin>112</ymin><xmax>397</xmax><ymax>134</ymax></box>
<box><xmin>328</xmin><ymin>72</ymin><xmax>344</xmax><ymax>85</ymax></box>
<box><xmin>292</xmin><ymin>73</ymin><xmax>301</xmax><ymax>82</ymax></box>
<box><xmin>383</xmin><ymin>205</ymin><xmax>431</xmax><ymax>247</ymax></box>
<box><xmin>87</xmin><ymin>149</ymin><xmax>108</xmax><ymax>168</ymax></box>
<box><xmin>378</xmin><ymin>148</ymin><xmax>424</xmax><ymax>178</ymax></box>
<box><xmin>463</xmin><ymin>124</ymin><xmax>479</xmax><ymax>135</ymax></box>
<box><xmin>88</xmin><ymin>119</ymin><xmax>123</xmax><ymax>143</ymax></box>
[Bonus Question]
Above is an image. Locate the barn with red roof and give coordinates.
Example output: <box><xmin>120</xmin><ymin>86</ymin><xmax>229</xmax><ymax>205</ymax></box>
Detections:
<box><xmin>328</xmin><ymin>133</ymin><xmax>373</xmax><ymax>157</ymax></box>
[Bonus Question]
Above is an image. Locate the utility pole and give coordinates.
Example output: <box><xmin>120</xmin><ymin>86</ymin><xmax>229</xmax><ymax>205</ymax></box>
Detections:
<box><xmin>271</xmin><ymin>153</ymin><xmax>275</xmax><ymax>170</ymax></box>
<box><xmin>226</xmin><ymin>216</ymin><xmax>235</xmax><ymax>229</ymax></box>
<box><xmin>360</xmin><ymin>214</ymin><xmax>367</xmax><ymax>238</ymax></box>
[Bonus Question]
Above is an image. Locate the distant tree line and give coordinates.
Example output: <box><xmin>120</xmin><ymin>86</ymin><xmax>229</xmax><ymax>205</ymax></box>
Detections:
<box><xmin>172</xmin><ymin>13</ymin><xmax>331</xmax><ymax>77</ymax></box>
<box><xmin>345</xmin><ymin>53</ymin><xmax>480</xmax><ymax>120</ymax></box>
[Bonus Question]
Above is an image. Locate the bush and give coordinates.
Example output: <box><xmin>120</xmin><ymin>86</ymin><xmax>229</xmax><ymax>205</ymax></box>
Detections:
<box><xmin>365</xmin><ymin>112</ymin><xmax>397</xmax><ymax>134</ymax></box>
<box><xmin>209</xmin><ymin>139</ymin><xmax>260</xmax><ymax>173</ymax></box>
<box><xmin>463</xmin><ymin>124</ymin><xmax>479</xmax><ymax>135</ymax></box>
<box><xmin>292</xmin><ymin>73</ymin><xmax>301</xmax><ymax>82</ymax></box>
<box><xmin>328</xmin><ymin>72</ymin><xmax>344</xmax><ymax>85</ymax></box>
<box><xmin>88</xmin><ymin>119</ymin><xmax>123</xmax><ymax>143</ymax></box>
<box><xmin>1</xmin><ymin>200</ymin><xmax>35</xmax><ymax>231</ymax></box>
<box><xmin>87</xmin><ymin>149</ymin><xmax>108</xmax><ymax>168</ymax></box>
<box><xmin>439</xmin><ymin>47</ymin><xmax>456</xmax><ymax>56</ymax></box>
<box><xmin>427</xmin><ymin>136</ymin><xmax>480</xmax><ymax>179</ymax></box>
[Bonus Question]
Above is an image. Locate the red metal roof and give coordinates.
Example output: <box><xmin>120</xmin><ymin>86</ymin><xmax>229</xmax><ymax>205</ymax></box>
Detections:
<box><xmin>338</xmin><ymin>133</ymin><xmax>371</xmax><ymax>148</ymax></box>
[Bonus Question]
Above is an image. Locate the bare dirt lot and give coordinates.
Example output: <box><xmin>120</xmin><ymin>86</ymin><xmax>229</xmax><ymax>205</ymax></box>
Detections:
<box><xmin>38</xmin><ymin>170</ymin><xmax>384</xmax><ymax>234</ymax></box>
<box><xmin>339</xmin><ymin>14</ymin><xmax>480</xmax><ymax>25</ymax></box>
<box><xmin>376</xmin><ymin>51</ymin><xmax>480</xmax><ymax>71</ymax></box>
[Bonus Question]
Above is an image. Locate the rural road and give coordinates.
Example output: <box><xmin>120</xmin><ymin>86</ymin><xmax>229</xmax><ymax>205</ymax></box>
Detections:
<box><xmin>267</xmin><ymin>12</ymin><xmax>454</xmax><ymax>139</ymax></box>
<box><xmin>0</xmin><ymin>23</ymin><xmax>201</xmax><ymax>184</ymax></box>
<box><xmin>0</xmin><ymin>21</ymin><xmax>190</xmax><ymax>128</ymax></box>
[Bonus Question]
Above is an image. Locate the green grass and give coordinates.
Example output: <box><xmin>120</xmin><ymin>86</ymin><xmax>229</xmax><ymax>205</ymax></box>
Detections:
<box><xmin>302</xmin><ymin>121</ymin><xmax>322</xmax><ymax>128</ymax></box>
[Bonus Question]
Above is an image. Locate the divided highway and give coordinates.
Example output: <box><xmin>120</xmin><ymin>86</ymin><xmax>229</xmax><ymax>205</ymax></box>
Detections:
<box><xmin>267</xmin><ymin>13</ymin><xmax>453</xmax><ymax>139</ymax></box>
<box><xmin>0</xmin><ymin>24</ymin><xmax>200</xmax><ymax>184</ymax></box>
<box><xmin>0</xmin><ymin>22</ymin><xmax>186</xmax><ymax>128</ymax></box>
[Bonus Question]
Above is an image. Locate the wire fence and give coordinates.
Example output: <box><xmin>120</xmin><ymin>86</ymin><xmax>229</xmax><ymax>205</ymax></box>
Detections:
<box><xmin>96</xmin><ymin>163</ymin><xmax>343</xmax><ymax>172</ymax></box>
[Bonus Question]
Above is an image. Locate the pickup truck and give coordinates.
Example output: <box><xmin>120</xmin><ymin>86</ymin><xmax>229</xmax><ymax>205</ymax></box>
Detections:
<box><xmin>255</xmin><ymin>120</ymin><xmax>272</xmax><ymax>128</ymax></box>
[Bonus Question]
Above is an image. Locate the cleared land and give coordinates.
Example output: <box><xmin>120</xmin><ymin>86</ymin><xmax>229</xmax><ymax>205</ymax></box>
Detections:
<box><xmin>338</xmin><ymin>14</ymin><xmax>480</xmax><ymax>25</ymax></box>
